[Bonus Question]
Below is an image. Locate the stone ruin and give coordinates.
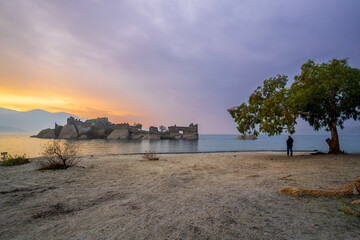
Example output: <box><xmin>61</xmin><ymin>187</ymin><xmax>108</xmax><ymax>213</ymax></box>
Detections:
<box><xmin>168</xmin><ymin>124</ymin><xmax>198</xmax><ymax>140</ymax></box>
<box><xmin>34</xmin><ymin>117</ymin><xmax>198</xmax><ymax>140</ymax></box>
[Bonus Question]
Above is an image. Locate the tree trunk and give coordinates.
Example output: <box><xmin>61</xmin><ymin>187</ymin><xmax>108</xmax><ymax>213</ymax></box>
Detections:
<box><xmin>326</xmin><ymin>122</ymin><xmax>341</xmax><ymax>154</ymax></box>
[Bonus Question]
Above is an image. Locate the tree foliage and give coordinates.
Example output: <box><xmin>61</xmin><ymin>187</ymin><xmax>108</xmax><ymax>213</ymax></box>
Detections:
<box><xmin>159</xmin><ymin>125</ymin><xmax>167</xmax><ymax>133</ymax></box>
<box><xmin>133</xmin><ymin>122</ymin><xmax>142</xmax><ymax>130</ymax></box>
<box><xmin>228</xmin><ymin>59</ymin><xmax>360</xmax><ymax>153</ymax></box>
<box><xmin>290</xmin><ymin>59</ymin><xmax>360</xmax><ymax>130</ymax></box>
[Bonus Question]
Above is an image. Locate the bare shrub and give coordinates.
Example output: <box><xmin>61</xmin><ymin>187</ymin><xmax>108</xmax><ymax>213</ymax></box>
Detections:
<box><xmin>37</xmin><ymin>140</ymin><xmax>80</xmax><ymax>170</ymax></box>
<box><xmin>142</xmin><ymin>151</ymin><xmax>159</xmax><ymax>161</ymax></box>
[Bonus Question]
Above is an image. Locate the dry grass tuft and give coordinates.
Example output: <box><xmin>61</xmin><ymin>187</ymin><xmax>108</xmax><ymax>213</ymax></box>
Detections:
<box><xmin>351</xmin><ymin>199</ymin><xmax>360</xmax><ymax>205</ymax></box>
<box><xmin>142</xmin><ymin>151</ymin><xmax>159</xmax><ymax>161</ymax></box>
<box><xmin>280</xmin><ymin>177</ymin><xmax>360</xmax><ymax>197</ymax></box>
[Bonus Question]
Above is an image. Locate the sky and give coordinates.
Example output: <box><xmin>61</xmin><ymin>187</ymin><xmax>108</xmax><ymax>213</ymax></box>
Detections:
<box><xmin>0</xmin><ymin>0</ymin><xmax>359</xmax><ymax>134</ymax></box>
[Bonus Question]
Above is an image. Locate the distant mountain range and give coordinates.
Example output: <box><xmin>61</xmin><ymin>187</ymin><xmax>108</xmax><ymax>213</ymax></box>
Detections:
<box><xmin>0</xmin><ymin>108</ymin><xmax>86</xmax><ymax>133</ymax></box>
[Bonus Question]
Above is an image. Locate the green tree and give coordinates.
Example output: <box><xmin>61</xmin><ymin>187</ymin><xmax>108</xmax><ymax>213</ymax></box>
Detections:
<box><xmin>228</xmin><ymin>59</ymin><xmax>360</xmax><ymax>154</ymax></box>
<box><xmin>133</xmin><ymin>122</ymin><xmax>142</xmax><ymax>130</ymax></box>
<box><xmin>159</xmin><ymin>125</ymin><xmax>167</xmax><ymax>133</ymax></box>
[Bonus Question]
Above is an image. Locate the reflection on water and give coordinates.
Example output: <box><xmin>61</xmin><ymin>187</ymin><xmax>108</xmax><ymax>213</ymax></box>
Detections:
<box><xmin>0</xmin><ymin>133</ymin><xmax>199</xmax><ymax>157</ymax></box>
<box><xmin>67</xmin><ymin>138</ymin><xmax>199</xmax><ymax>155</ymax></box>
<box><xmin>1</xmin><ymin>133</ymin><xmax>359</xmax><ymax>158</ymax></box>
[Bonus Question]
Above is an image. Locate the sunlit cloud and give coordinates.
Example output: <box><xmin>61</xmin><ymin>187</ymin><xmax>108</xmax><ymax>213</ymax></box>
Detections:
<box><xmin>0</xmin><ymin>91</ymin><xmax>146</xmax><ymax>123</ymax></box>
<box><xmin>0</xmin><ymin>94</ymin><xmax>70</xmax><ymax>111</ymax></box>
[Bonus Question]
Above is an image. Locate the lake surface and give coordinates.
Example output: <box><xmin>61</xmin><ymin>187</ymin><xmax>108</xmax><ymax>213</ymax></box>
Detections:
<box><xmin>1</xmin><ymin>133</ymin><xmax>359</xmax><ymax>158</ymax></box>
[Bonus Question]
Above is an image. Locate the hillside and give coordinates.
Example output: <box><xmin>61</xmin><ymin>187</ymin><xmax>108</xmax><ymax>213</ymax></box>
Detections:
<box><xmin>0</xmin><ymin>108</ymin><xmax>86</xmax><ymax>133</ymax></box>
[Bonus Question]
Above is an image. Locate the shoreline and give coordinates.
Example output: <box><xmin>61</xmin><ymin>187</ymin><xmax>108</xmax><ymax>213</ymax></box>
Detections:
<box><xmin>34</xmin><ymin>150</ymin><xmax>354</xmax><ymax>160</ymax></box>
<box><xmin>29</xmin><ymin>150</ymin><xmax>318</xmax><ymax>161</ymax></box>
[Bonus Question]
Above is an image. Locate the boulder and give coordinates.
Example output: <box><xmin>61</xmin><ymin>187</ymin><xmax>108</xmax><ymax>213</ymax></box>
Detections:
<box><xmin>77</xmin><ymin>125</ymin><xmax>91</xmax><ymax>135</ymax></box>
<box><xmin>131</xmin><ymin>133</ymin><xmax>145</xmax><ymax>139</ymax></box>
<box><xmin>36</xmin><ymin>128</ymin><xmax>55</xmax><ymax>138</ymax></box>
<box><xmin>237</xmin><ymin>135</ymin><xmax>257</xmax><ymax>140</ymax></box>
<box><xmin>183</xmin><ymin>133</ymin><xmax>199</xmax><ymax>140</ymax></box>
<box><xmin>173</xmin><ymin>133</ymin><xmax>199</xmax><ymax>140</ymax></box>
<box><xmin>59</xmin><ymin>124</ymin><xmax>78</xmax><ymax>139</ymax></box>
<box><xmin>107</xmin><ymin>129</ymin><xmax>129</xmax><ymax>139</ymax></box>
<box><xmin>142</xmin><ymin>134</ymin><xmax>160</xmax><ymax>140</ymax></box>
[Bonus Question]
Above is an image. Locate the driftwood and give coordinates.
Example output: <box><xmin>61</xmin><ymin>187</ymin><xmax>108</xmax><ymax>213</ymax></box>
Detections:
<box><xmin>280</xmin><ymin>177</ymin><xmax>360</xmax><ymax>197</ymax></box>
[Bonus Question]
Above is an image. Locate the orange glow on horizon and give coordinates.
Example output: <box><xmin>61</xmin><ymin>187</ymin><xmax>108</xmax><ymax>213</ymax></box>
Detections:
<box><xmin>0</xmin><ymin>90</ymin><xmax>150</xmax><ymax>125</ymax></box>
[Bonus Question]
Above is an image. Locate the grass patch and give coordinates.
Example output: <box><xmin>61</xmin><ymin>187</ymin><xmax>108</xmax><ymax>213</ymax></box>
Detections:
<box><xmin>0</xmin><ymin>154</ymin><xmax>29</xmax><ymax>166</ymax></box>
<box><xmin>137</xmin><ymin>130</ymin><xmax>149</xmax><ymax>134</ymax></box>
<box><xmin>342</xmin><ymin>200</ymin><xmax>356</xmax><ymax>206</ymax></box>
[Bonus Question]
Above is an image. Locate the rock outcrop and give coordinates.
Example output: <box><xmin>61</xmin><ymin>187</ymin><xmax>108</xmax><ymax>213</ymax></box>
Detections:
<box><xmin>131</xmin><ymin>133</ymin><xmax>146</xmax><ymax>139</ymax></box>
<box><xmin>130</xmin><ymin>133</ymin><xmax>161</xmax><ymax>140</ymax></box>
<box><xmin>58</xmin><ymin>124</ymin><xmax>78</xmax><ymax>139</ymax></box>
<box><xmin>36</xmin><ymin>128</ymin><xmax>55</xmax><ymax>138</ymax></box>
<box><xmin>77</xmin><ymin>125</ymin><xmax>91</xmax><ymax>136</ymax></box>
<box><xmin>182</xmin><ymin>133</ymin><xmax>199</xmax><ymax>140</ymax></box>
<box><xmin>107</xmin><ymin>129</ymin><xmax>129</xmax><ymax>139</ymax></box>
<box><xmin>144</xmin><ymin>134</ymin><xmax>161</xmax><ymax>140</ymax></box>
<box><xmin>34</xmin><ymin>117</ymin><xmax>199</xmax><ymax>141</ymax></box>
<box><xmin>237</xmin><ymin>135</ymin><xmax>257</xmax><ymax>140</ymax></box>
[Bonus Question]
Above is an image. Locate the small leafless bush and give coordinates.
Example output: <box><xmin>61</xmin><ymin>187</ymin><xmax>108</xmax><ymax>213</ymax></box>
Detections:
<box><xmin>37</xmin><ymin>140</ymin><xmax>80</xmax><ymax>170</ymax></box>
<box><xmin>142</xmin><ymin>151</ymin><xmax>159</xmax><ymax>161</ymax></box>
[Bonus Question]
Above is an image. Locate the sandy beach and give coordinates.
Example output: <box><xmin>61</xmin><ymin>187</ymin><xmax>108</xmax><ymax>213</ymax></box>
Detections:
<box><xmin>0</xmin><ymin>152</ymin><xmax>359</xmax><ymax>239</ymax></box>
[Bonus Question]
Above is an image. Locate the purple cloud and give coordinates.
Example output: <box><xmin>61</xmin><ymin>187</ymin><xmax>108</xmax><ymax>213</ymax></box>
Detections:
<box><xmin>0</xmin><ymin>0</ymin><xmax>359</xmax><ymax>133</ymax></box>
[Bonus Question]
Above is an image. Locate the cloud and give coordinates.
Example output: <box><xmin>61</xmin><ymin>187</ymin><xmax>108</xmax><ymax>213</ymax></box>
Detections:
<box><xmin>0</xmin><ymin>0</ymin><xmax>359</xmax><ymax>133</ymax></box>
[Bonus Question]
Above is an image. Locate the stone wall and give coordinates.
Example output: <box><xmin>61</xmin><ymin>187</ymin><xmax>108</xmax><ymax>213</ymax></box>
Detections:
<box><xmin>168</xmin><ymin>123</ymin><xmax>198</xmax><ymax>139</ymax></box>
<box><xmin>149</xmin><ymin>126</ymin><xmax>159</xmax><ymax>133</ymax></box>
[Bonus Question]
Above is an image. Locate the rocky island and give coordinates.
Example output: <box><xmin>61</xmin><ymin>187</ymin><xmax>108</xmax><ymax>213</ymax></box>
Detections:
<box><xmin>34</xmin><ymin>117</ymin><xmax>199</xmax><ymax>140</ymax></box>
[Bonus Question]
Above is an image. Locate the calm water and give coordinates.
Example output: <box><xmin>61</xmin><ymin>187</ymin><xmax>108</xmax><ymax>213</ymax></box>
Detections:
<box><xmin>0</xmin><ymin>133</ymin><xmax>359</xmax><ymax>157</ymax></box>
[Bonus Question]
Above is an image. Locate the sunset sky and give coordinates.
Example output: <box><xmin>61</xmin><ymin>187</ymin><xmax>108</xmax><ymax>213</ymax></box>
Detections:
<box><xmin>1</xmin><ymin>0</ymin><xmax>360</xmax><ymax>133</ymax></box>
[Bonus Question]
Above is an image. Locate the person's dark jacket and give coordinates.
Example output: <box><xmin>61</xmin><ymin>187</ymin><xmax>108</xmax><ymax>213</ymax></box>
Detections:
<box><xmin>286</xmin><ymin>137</ymin><xmax>294</xmax><ymax>147</ymax></box>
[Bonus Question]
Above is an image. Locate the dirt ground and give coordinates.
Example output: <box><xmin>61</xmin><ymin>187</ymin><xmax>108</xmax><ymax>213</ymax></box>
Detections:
<box><xmin>0</xmin><ymin>152</ymin><xmax>359</xmax><ymax>239</ymax></box>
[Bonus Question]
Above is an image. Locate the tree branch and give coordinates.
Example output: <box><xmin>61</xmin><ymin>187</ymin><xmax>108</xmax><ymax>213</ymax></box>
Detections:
<box><xmin>297</xmin><ymin>111</ymin><xmax>330</xmax><ymax>125</ymax></box>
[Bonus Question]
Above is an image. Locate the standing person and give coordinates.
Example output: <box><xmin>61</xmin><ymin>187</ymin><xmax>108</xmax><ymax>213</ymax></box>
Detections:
<box><xmin>286</xmin><ymin>136</ymin><xmax>294</xmax><ymax>156</ymax></box>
